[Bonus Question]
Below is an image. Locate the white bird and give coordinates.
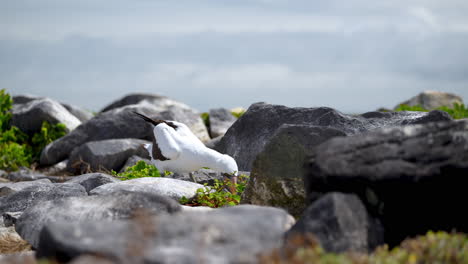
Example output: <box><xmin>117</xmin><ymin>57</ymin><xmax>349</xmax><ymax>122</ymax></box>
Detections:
<box><xmin>133</xmin><ymin>112</ymin><xmax>239</xmax><ymax>192</ymax></box>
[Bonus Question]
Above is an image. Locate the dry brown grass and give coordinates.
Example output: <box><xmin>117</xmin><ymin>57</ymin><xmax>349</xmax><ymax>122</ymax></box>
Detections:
<box><xmin>0</xmin><ymin>228</ymin><xmax>31</xmax><ymax>254</ymax></box>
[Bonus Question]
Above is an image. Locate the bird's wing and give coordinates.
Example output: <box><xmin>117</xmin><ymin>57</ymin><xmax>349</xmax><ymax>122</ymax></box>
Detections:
<box><xmin>153</xmin><ymin>123</ymin><xmax>182</xmax><ymax>160</ymax></box>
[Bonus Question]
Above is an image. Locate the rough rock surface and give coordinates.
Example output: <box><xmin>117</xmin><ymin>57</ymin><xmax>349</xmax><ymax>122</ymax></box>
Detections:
<box><xmin>216</xmin><ymin>103</ymin><xmax>452</xmax><ymax>171</ymax></box>
<box><xmin>169</xmin><ymin>169</ymin><xmax>250</xmax><ymax>186</ymax></box>
<box><xmin>0</xmin><ymin>179</ymin><xmax>52</xmax><ymax>197</ymax></box>
<box><xmin>395</xmin><ymin>90</ymin><xmax>464</xmax><ymax>110</ymax></box>
<box><xmin>62</xmin><ymin>103</ymin><xmax>93</xmax><ymax>123</ymax></box>
<box><xmin>242</xmin><ymin>125</ymin><xmax>346</xmax><ymax>217</ymax></box>
<box><xmin>89</xmin><ymin>177</ymin><xmax>204</xmax><ymax>201</ymax></box>
<box><xmin>204</xmin><ymin>135</ymin><xmax>223</xmax><ymax>149</ymax></box>
<box><xmin>40</xmin><ymin>103</ymin><xmax>209</xmax><ymax>166</ymax></box>
<box><xmin>2</xmin><ymin>168</ymin><xmax>48</xmax><ymax>182</ymax></box>
<box><xmin>11</xmin><ymin>98</ymin><xmax>81</xmax><ymax>135</ymax></box>
<box><xmin>16</xmin><ymin>191</ymin><xmax>181</xmax><ymax>248</ymax></box>
<box><xmin>67</xmin><ymin>138</ymin><xmax>150</xmax><ymax>174</ymax></box>
<box><xmin>100</xmin><ymin>93</ymin><xmax>192</xmax><ymax>113</ymax></box>
<box><xmin>304</xmin><ymin>120</ymin><xmax>468</xmax><ymax>246</ymax></box>
<box><xmin>36</xmin><ymin>205</ymin><xmax>294</xmax><ymax>264</ymax></box>
<box><xmin>209</xmin><ymin>108</ymin><xmax>237</xmax><ymax>138</ymax></box>
<box><xmin>286</xmin><ymin>192</ymin><xmax>383</xmax><ymax>253</ymax></box>
<box><xmin>0</xmin><ymin>184</ymin><xmax>87</xmax><ymax>215</ymax></box>
<box><xmin>65</xmin><ymin>173</ymin><xmax>120</xmax><ymax>193</ymax></box>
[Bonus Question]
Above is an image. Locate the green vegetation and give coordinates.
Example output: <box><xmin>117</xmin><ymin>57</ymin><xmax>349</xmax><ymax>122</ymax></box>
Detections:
<box><xmin>111</xmin><ymin>160</ymin><xmax>161</xmax><ymax>180</ymax></box>
<box><xmin>201</xmin><ymin>112</ymin><xmax>210</xmax><ymax>128</ymax></box>
<box><xmin>0</xmin><ymin>89</ymin><xmax>67</xmax><ymax>171</ymax></box>
<box><xmin>180</xmin><ymin>174</ymin><xmax>249</xmax><ymax>208</ymax></box>
<box><xmin>231</xmin><ymin>109</ymin><xmax>246</xmax><ymax>118</ymax></box>
<box><xmin>395</xmin><ymin>103</ymin><xmax>468</xmax><ymax>119</ymax></box>
<box><xmin>260</xmin><ymin>231</ymin><xmax>468</xmax><ymax>264</ymax></box>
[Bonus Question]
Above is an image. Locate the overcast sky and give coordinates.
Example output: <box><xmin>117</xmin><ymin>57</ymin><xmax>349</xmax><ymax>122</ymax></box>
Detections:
<box><xmin>2</xmin><ymin>0</ymin><xmax>468</xmax><ymax>113</ymax></box>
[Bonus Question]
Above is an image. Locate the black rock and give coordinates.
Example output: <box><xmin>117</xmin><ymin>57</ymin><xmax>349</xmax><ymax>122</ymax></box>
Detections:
<box><xmin>16</xmin><ymin>191</ymin><xmax>181</xmax><ymax>248</ymax></box>
<box><xmin>62</xmin><ymin>103</ymin><xmax>94</xmax><ymax>123</ymax></box>
<box><xmin>100</xmin><ymin>93</ymin><xmax>191</xmax><ymax>113</ymax></box>
<box><xmin>0</xmin><ymin>179</ymin><xmax>52</xmax><ymax>197</ymax></box>
<box><xmin>4</xmin><ymin>167</ymin><xmax>48</xmax><ymax>182</ymax></box>
<box><xmin>36</xmin><ymin>205</ymin><xmax>294</xmax><ymax>263</ymax></box>
<box><xmin>0</xmin><ymin>183</ymin><xmax>87</xmax><ymax>216</ymax></box>
<box><xmin>285</xmin><ymin>192</ymin><xmax>384</xmax><ymax>253</ymax></box>
<box><xmin>11</xmin><ymin>98</ymin><xmax>81</xmax><ymax>135</ymax></box>
<box><xmin>216</xmin><ymin>103</ymin><xmax>452</xmax><ymax>171</ymax></box>
<box><xmin>304</xmin><ymin>120</ymin><xmax>468</xmax><ymax>246</ymax></box>
<box><xmin>209</xmin><ymin>108</ymin><xmax>237</xmax><ymax>138</ymax></box>
<box><xmin>67</xmin><ymin>138</ymin><xmax>150</xmax><ymax>174</ymax></box>
<box><xmin>65</xmin><ymin>173</ymin><xmax>120</xmax><ymax>193</ymax></box>
<box><xmin>242</xmin><ymin>124</ymin><xmax>346</xmax><ymax>217</ymax></box>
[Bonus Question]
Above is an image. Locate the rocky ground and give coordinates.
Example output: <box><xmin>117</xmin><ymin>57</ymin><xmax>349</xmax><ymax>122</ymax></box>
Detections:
<box><xmin>1</xmin><ymin>91</ymin><xmax>467</xmax><ymax>263</ymax></box>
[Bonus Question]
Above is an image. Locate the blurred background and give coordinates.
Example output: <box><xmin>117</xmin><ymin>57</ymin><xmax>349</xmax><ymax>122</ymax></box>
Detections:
<box><xmin>2</xmin><ymin>0</ymin><xmax>468</xmax><ymax>113</ymax></box>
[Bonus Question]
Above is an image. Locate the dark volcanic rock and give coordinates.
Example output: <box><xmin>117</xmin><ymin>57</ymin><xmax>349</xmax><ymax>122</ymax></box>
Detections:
<box><xmin>2</xmin><ymin>168</ymin><xmax>48</xmax><ymax>182</ymax></box>
<box><xmin>16</xmin><ymin>191</ymin><xmax>181</xmax><ymax>248</ymax></box>
<box><xmin>100</xmin><ymin>93</ymin><xmax>191</xmax><ymax>113</ymax></box>
<box><xmin>209</xmin><ymin>108</ymin><xmax>237</xmax><ymax>138</ymax></box>
<box><xmin>216</xmin><ymin>102</ymin><xmax>452</xmax><ymax>171</ymax></box>
<box><xmin>11</xmin><ymin>98</ymin><xmax>81</xmax><ymax>135</ymax></box>
<box><xmin>40</xmin><ymin>103</ymin><xmax>209</xmax><ymax>166</ymax></box>
<box><xmin>0</xmin><ymin>179</ymin><xmax>52</xmax><ymax>197</ymax></box>
<box><xmin>0</xmin><ymin>183</ymin><xmax>87</xmax><ymax>215</ymax></box>
<box><xmin>62</xmin><ymin>103</ymin><xmax>93</xmax><ymax>123</ymax></box>
<box><xmin>304</xmin><ymin>120</ymin><xmax>468</xmax><ymax>246</ymax></box>
<box><xmin>242</xmin><ymin>124</ymin><xmax>346</xmax><ymax>217</ymax></box>
<box><xmin>65</xmin><ymin>173</ymin><xmax>120</xmax><ymax>193</ymax></box>
<box><xmin>36</xmin><ymin>205</ymin><xmax>294</xmax><ymax>264</ymax></box>
<box><xmin>67</xmin><ymin>138</ymin><xmax>150</xmax><ymax>174</ymax></box>
<box><xmin>286</xmin><ymin>192</ymin><xmax>383</xmax><ymax>253</ymax></box>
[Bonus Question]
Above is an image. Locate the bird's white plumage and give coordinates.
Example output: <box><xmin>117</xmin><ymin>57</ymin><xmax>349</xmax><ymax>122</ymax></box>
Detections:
<box><xmin>145</xmin><ymin>120</ymin><xmax>238</xmax><ymax>176</ymax></box>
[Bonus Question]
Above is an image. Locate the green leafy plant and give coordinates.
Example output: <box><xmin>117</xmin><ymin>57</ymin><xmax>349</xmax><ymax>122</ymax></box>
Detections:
<box><xmin>200</xmin><ymin>112</ymin><xmax>210</xmax><ymax>128</ymax></box>
<box><xmin>231</xmin><ymin>109</ymin><xmax>246</xmax><ymax>118</ymax></box>
<box><xmin>260</xmin><ymin>231</ymin><xmax>468</xmax><ymax>264</ymax></box>
<box><xmin>180</xmin><ymin>174</ymin><xmax>249</xmax><ymax>208</ymax></box>
<box><xmin>0</xmin><ymin>89</ymin><xmax>68</xmax><ymax>171</ymax></box>
<box><xmin>112</xmin><ymin>160</ymin><xmax>161</xmax><ymax>180</ymax></box>
<box><xmin>31</xmin><ymin>121</ymin><xmax>67</xmax><ymax>159</ymax></box>
<box><xmin>395</xmin><ymin>103</ymin><xmax>468</xmax><ymax>119</ymax></box>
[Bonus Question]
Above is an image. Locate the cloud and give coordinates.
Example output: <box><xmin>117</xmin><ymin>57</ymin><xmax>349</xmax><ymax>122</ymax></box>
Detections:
<box><xmin>1</xmin><ymin>0</ymin><xmax>468</xmax><ymax>113</ymax></box>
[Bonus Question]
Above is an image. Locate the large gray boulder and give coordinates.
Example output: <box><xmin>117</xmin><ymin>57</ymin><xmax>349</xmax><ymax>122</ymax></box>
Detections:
<box><xmin>12</xmin><ymin>94</ymin><xmax>93</xmax><ymax>123</ymax></box>
<box><xmin>395</xmin><ymin>90</ymin><xmax>464</xmax><ymax>110</ymax></box>
<box><xmin>242</xmin><ymin>125</ymin><xmax>346</xmax><ymax>217</ymax></box>
<box><xmin>16</xmin><ymin>191</ymin><xmax>181</xmax><ymax>248</ymax></box>
<box><xmin>65</xmin><ymin>173</ymin><xmax>120</xmax><ymax>193</ymax></box>
<box><xmin>304</xmin><ymin>120</ymin><xmax>468</xmax><ymax>247</ymax></box>
<box><xmin>11</xmin><ymin>98</ymin><xmax>81</xmax><ymax>135</ymax></box>
<box><xmin>66</xmin><ymin>138</ymin><xmax>150</xmax><ymax>174</ymax></box>
<box><xmin>36</xmin><ymin>205</ymin><xmax>294</xmax><ymax>263</ymax></box>
<box><xmin>285</xmin><ymin>192</ymin><xmax>384</xmax><ymax>253</ymax></box>
<box><xmin>216</xmin><ymin>103</ymin><xmax>452</xmax><ymax>171</ymax></box>
<box><xmin>0</xmin><ymin>183</ymin><xmax>87</xmax><ymax>215</ymax></box>
<box><xmin>89</xmin><ymin>177</ymin><xmax>204</xmax><ymax>201</ymax></box>
<box><xmin>62</xmin><ymin>103</ymin><xmax>93</xmax><ymax>123</ymax></box>
<box><xmin>209</xmin><ymin>108</ymin><xmax>237</xmax><ymax>138</ymax></box>
<box><xmin>100</xmin><ymin>93</ymin><xmax>192</xmax><ymax>113</ymax></box>
<box><xmin>40</xmin><ymin>102</ymin><xmax>209</xmax><ymax>166</ymax></box>
<box><xmin>0</xmin><ymin>179</ymin><xmax>52</xmax><ymax>197</ymax></box>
